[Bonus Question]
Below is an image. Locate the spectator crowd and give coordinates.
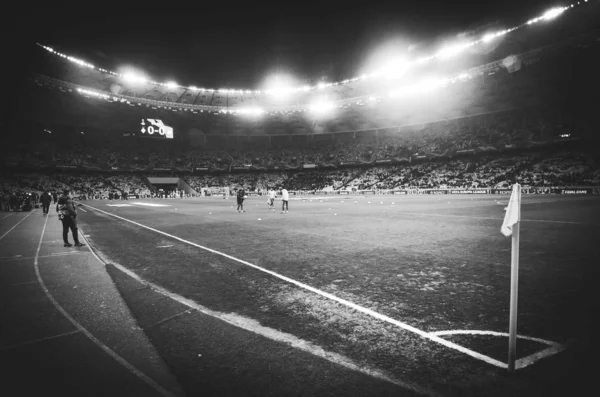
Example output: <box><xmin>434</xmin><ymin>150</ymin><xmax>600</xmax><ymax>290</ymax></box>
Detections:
<box><xmin>2</xmin><ymin>107</ymin><xmax>598</xmax><ymax>208</ymax></box>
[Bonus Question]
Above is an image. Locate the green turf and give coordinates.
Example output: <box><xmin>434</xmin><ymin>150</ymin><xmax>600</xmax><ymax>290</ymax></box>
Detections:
<box><xmin>79</xmin><ymin>195</ymin><xmax>600</xmax><ymax>396</ymax></box>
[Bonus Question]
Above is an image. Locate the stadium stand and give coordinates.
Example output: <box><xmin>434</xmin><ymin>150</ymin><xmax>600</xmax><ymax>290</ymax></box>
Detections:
<box><xmin>1</xmin><ymin>4</ymin><xmax>598</xmax><ymax>204</ymax></box>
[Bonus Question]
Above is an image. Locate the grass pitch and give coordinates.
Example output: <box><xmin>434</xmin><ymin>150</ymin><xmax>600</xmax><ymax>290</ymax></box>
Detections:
<box><xmin>78</xmin><ymin>194</ymin><xmax>600</xmax><ymax>396</ymax></box>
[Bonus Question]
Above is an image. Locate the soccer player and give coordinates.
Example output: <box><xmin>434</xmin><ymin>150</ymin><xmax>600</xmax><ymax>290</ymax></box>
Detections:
<box><xmin>268</xmin><ymin>188</ymin><xmax>276</xmax><ymax>210</ymax></box>
<box><xmin>236</xmin><ymin>187</ymin><xmax>246</xmax><ymax>213</ymax></box>
<box><xmin>281</xmin><ymin>187</ymin><xmax>289</xmax><ymax>214</ymax></box>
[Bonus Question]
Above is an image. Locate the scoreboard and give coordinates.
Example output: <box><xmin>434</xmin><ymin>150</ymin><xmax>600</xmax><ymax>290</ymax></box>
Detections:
<box><xmin>140</xmin><ymin>119</ymin><xmax>174</xmax><ymax>139</ymax></box>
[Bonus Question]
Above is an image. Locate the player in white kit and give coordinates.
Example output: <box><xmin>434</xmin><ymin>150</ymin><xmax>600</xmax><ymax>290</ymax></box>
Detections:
<box><xmin>280</xmin><ymin>187</ymin><xmax>289</xmax><ymax>214</ymax></box>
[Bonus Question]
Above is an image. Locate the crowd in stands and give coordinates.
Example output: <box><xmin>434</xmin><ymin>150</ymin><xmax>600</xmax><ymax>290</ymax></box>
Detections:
<box><xmin>184</xmin><ymin>149</ymin><xmax>598</xmax><ymax>192</ymax></box>
<box><xmin>1</xmin><ymin>172</ymin><xmax>152</xmax><ymax>203</ymax></box>
<box><xmin>1</xmin><ymin>148</ymin><xmax>598</xmax><ymax>208</ymax></box>
<box><xmin>2</xmin><ymin>107</ymin><xmax>598</xmax><ymax>206</ymax></box>
<box><xmin>8</xmin><ymin>107</ymin><xmax>593</xmax><ymax>173</ymax></box>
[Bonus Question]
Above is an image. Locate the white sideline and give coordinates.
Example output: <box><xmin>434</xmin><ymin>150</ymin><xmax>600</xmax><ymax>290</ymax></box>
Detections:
<box><xmin>1</xmin><ymin>212</ymin><xmax>15</xmax><ymax>220</ymax></box>
<box><xmin>80</xmin><ymin>227</ymin><xmax>442</xmax><ymax>397</ymax></box>
<box><xmin>516</xmin><ymin>344</ymin><xmax>566</xmax><ymax>369</ymax></box>
<box><xmin>398</xmin><ymin>211</ymin><xmax>590</xmax><ymax>225</ymax></box>
<box><xmin>0</xmin><ymin>211</ymin><xmax>35</xmax><ymax>241</ymax></box>
<box><xmin>429</xmin><ymin>329</ymin><xmax>565</xmax><ymax>367</ymax></box>
<box><xmin>33</xmin><ymin>215</ymin><xmax>178</xmax><ymax>397</ymax></box>
<box><xmin>82</xmin><ymin>203</ymin><xmax>509</xmax><ymax>369</ymax></box>
<box><xmin>429</xmin><ymin>330</ymin><xmax>558</xmax><ymax>346</ymax></box>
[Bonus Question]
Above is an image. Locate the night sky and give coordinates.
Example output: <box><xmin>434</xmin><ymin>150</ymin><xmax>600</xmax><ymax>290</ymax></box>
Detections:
<box><xmin>18</xmin><ymin>0</ymin><xmax>561</xmax><ymax>88</ymax></box>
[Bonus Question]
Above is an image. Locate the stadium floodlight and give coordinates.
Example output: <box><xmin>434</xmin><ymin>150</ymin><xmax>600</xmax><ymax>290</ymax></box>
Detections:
<box><xmin>302</xmin><ymin>85</ymin><xmax>311</xmax><ymax>91</ymax></box>
<box><xmin>380</xmin><ymin>57</ymin><xmax>410</xmax><ymax>79</ymax></box>
<box><xmin>165</xmin><ymin>81</ymin><xmax>178</xmax><ymax>89</ymax></box>
<box><xmin>317</xmin><ymin>82</ymin><xmax>327</xmax><ymax>90</ymax></box>
<box><xmin>264</xmin><ymin>74</ymin><xmax>296</xmax><ymax>99</ymax></box>
<box><xmin>188</xmin><ymin>86</ymin><xmax>199</xmax><ymax>91</ymax></box>
<box><xmin>417</xmin><ymin>77</ymin><xmax>449</xmax><ymax>92</ymax></box>
<box><xmin>239</xmin><ymin>107</ymin><xmax>265</xmax><ymax>116</ymax></box>
<box><xmin>482</xmin><ymin>33</ymin><xmax>498</xmax><ymax>43</ymax></box>
<box><xmin>122</xmin><ymin>72</ymin><xmax>147</xmax><ymax>84</ymax></box>
<box><xmin>436</xmin><ymin>42</ymin><xmax>473</xmax><ymax>60</ymax></box>
<box><xmin>308</xmin><ymin>100</ymin><xmax>335</xmax><ymax>115</ymax></box>
<box><xmin>542</xmin><ymin>7</ymin><xmax>566</xmax><ymax>20</ymax></box>
<box><xmin>266</xmin><ymin>86</ymin><xmax>291</xmax><ymax>98</ymax></box>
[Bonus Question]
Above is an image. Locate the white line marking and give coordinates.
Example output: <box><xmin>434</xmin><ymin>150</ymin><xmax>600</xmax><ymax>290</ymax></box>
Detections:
<box><xmin>49</xmin><ymin>251</ymin><xmax>82</xmax><ymax>256</ymax></box>
<box><xmin>398</xmin><ymin>211</ymin><xmax>592</xmax><ymax>225</ymax></box>
<box><xmin>1</xmin><ymin>212</ymin><xmax>15</xmax><ymax>220</ymax></box>
<box><xmin>0</xmin><ymin>253</ymin><xmax>86</xmax><ymax>263</ymax></box>
<box><xmin>107</xmin><ymin>204</ymin><xmax>134</xmax><ymax>207</ymax></box>
<box><xmin>34</xmin><ymin>215</ymin><xmax>178</xmax><ymax>397</ymax></box>
<box><xmin>0</xmin><ymin>254</ymin><xmax>23</xmax><ymax>260</ymax></box>
<box><xmin>131</xmin><ymin>202</ymin><xmax>171</xmax><ymax>207</ymax></box>
<box><xmin>156</xmin><ymin>245</ymin><xmax>173</xmax><ymax>248</ymax></box>
<box><xmin>82</xmin><ymin>203</ymin><xmax>506</xmax><ymax>368</ymax></box>
<box><xmin>0</xmin><ymin>256</ymin><xmax>37</xmax><ymax>263</ymax></box>
<box><xmin>429</xmin><ymin>330</ymin><xmax>566</xmax><ymax>368</ymax></box>
<box><xmin>81</xmin><ymin>240</ymin><xmax>439</xmax><ymax>397</ymax></box>
<box><xmin>79</xmin><ymin>207</ymin><xmax>87</xmax><ymax>213</ymax></box>
<box><xmin>0</xmin><ymin>330</ymin><xmax>81</xmax><ymax>351</ymax></box>
<box><xmin>0</xmin><ymin>210</ymin><xmax>35</xmax><ymax>241</ymax></box>
<box><xmin>429</xmin><ymin>330</ymin><xmax>558</xmax><ymax>346</ymax></box>
<box><xmin>516</xmin><ymin>344</ymin><xmax>567</xmax><ymax>369</ymax></box>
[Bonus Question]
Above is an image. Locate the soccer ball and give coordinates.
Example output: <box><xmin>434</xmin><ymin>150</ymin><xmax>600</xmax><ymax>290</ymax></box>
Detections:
<box><xmin>244</xmin><ymin>195</ymin><xmax>248</xmax><ymax>199</ymax></box>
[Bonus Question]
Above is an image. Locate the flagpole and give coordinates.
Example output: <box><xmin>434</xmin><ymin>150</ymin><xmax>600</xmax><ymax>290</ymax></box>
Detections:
<box><xmin>507</xmin><ymin>184</ymin><xmax>521</xmax><ymax>372</ymax></box>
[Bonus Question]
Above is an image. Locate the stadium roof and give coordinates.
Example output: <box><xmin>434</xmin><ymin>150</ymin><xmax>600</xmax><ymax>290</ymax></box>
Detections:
<box><xmin>29</xmin><ymin>1</ymin><xmax>598</xmax><ymax>92</ymax></box>
<box><xmin>9</xmin><ymin>1</ymin><xmax>599</xmax><ymax>133</ymax></box>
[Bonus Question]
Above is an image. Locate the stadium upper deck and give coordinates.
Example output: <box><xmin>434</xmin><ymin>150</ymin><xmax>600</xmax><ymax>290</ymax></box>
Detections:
<box><xmin>30</xmin><ymin>2</ymin><xmax>598</xmax><ymax>108</ymax></box>
<box><xmin>12</xmin><ymin>1</ymin><xmax>599</xmax><ymax>142</ymax></box>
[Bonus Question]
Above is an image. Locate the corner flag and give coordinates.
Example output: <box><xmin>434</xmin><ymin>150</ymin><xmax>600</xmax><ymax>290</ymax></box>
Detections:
<box><xmin>501</xmin><ymin>183</ymin><xmax>521</xmax><ymax>237</ymax></box>
<box><xmin>502</xmin><ymin>183</ymin><xmax>521</xmax><ymax>371</ymax></box>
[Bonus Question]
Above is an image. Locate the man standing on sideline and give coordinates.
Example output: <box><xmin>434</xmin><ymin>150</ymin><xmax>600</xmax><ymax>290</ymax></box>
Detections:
<box><xmin>281</xmin><ymin>187</ymin><xmax>289</xmax><ymax>214</ymax></box>
<box><xmin>56</xmin><ymin>190</ymin><xmax>84</xmax><ymax>248</ymax></box>
<box><xmin>9</xmin><ymin>192</ymin><xmax>19</xmax><ymax>211</ymax></box>
<box><xmin>41</xmin><ymin>191</ymin><xmax>52</xmax><ymax>216</ymax></box>
<box><xmin>0</xmin><ymin>192</ymin><xmax>8</xmax><ymax>211</ymax></box>
<box><xmin>268</xmin><ymin>188</ymin><xmax>276</xmax><ymax>210</ymax></box>
<box><xmin>236</xmin><ymin>186</ymin><xmax>246</xmax><ymax>213</ymax></box>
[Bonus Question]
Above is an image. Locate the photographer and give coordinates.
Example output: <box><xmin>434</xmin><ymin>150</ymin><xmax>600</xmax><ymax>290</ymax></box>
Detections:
<box><xmin>56</xmin><ymin>190</ymin><xmax>84</xmax><ymax>248</ymax></box>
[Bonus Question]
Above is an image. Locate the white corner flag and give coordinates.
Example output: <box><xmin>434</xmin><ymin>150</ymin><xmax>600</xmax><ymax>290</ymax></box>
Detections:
<box><xmin>502</xmin><ymin>183</ymin><xmax>521</xmax><ymax>371</ymax></box>
<box><xmin>501</xmin><ymin>183</ymin><xmax>521</xmax><ymax>237</ymax></box>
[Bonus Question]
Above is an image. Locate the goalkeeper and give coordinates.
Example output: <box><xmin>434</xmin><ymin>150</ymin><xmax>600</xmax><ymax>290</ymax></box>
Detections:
<box><xmin>236</xmin><ymin>187</ymin><xmax>246</xmax><ymax>213</ymax></box>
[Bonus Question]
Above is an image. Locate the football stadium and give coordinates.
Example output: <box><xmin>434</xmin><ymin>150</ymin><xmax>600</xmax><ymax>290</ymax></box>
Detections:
<box><xmin>1</xmin><ymin>2</ymin><xmax>600</xmax><ymax>396</ymax></box>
